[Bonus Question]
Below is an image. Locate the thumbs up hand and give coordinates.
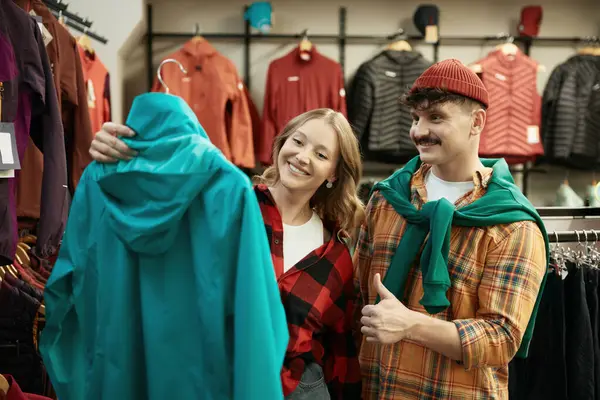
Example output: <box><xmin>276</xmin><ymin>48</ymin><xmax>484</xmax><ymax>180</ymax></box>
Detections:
<box><xmin>360</xmin><ymin>273</ymin><xmax>419</xmax><ymax>345</ymax></box>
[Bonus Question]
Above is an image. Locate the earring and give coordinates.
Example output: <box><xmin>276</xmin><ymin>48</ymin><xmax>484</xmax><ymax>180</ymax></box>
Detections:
<box><xmin>326</xmin><ymin>181</ymin><xmax>333</xmax><ymax>189</ymax></box>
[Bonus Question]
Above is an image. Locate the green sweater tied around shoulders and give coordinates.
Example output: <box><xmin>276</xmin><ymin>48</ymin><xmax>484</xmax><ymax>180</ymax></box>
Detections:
<box><xmin>372</xmin><ymin>156</ymin><xmax>549</xmax><ymax>359</ymax></box>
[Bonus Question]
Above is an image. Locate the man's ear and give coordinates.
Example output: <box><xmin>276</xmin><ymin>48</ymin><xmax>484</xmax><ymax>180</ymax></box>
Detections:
<box><xmin>470</xmin><ymin>108</ymin><xmax>486</xmax><ymax>137</ymax></box>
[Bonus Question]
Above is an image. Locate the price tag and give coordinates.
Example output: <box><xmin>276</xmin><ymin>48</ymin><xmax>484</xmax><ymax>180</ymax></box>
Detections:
<box><xmin>0</xmin><ymin>169</ymin><xmax>14</xmax><ymax>178</ymax></box>
<box><xmin>0</xmin><ymin>123</ymin><xmax>20</xmax><ymax>171</ymax></box>
<box><xmin>425</xmin><ymin>25</ymin><xmax>439</xmax><ymax>43</ymax></box>
<box><xmin>527</xmin><ymin>126</ymin><xmax>540</xmax><ymax>144</ymax></box>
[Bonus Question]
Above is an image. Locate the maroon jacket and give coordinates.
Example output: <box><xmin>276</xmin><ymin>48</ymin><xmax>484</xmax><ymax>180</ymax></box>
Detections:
<box><xmin>260</xmin><ymin>46</ymin><xmax>347</xmax><ymax>165</ymax></box>
<box><xmin>0</xmin><ymin>0</ymin><xmax>68</xmax><ymax>264</ymax></box>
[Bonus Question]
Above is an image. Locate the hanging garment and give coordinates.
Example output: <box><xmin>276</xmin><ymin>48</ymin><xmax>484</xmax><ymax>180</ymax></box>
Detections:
<box><xmin>555</xmin><ymin>181</ymin><xmax>585</xmax><ymax>207</ymax></box>
<box><xmin>260</xmin><ymin>46</ymin><xmax>347</xmax><ymax>165</ymax></box>
<box><xmin>347</xmin><ymin>50</ymin><xmax>431</xmax><ymax>164</ymax></box>
<box><xmin>0</xmin><ymin>280</ymin><xmax>44</xmax><ymax>394</ymax></box>
<box><xmin>77</xmin><ymin>45</ymin><xmax>111</xmax><ymax>134</ymax></box>
<box><xmin>14</xmin><ymin>0</ymin><xmax>93</xmax><ymax>221</ymax></box>
<box><xmin>151</xmin><ymin>39</ymin><xmax>254</xmax><ymax>169</ymax></box>
<box><xmin>541</xmin><ymin>54</ymin><xmax>600</xmax><ymax>169</ymax></box>
<box><xmin>508</xmin><ymin>269</ymin><xmax>568</xmax><ymax>400</ymax></box>
<box><xmin>39</xmin><ymin>93</ymin><xmax>288</xmax><ymax>400</ymax></box>
<box><xmin>2</xmin><ymin>375</ymin><xmax>52</xmax><ymax>400</ymax></box>
<box><xmin>474</xmin><ymin>49</ymin><xmax>544</xmax><ymax>164</ymax></box>
<box><xmin>0</xmin><ymin>0</ymin><xmax>68</xmax><ymax>264</ymax></box>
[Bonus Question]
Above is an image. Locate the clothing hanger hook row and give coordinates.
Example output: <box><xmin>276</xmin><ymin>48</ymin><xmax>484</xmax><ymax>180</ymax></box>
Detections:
<box><xmin>157</xmin><ymin>59</ymin><xmax>188</xmax><ymax>95</ymax></box>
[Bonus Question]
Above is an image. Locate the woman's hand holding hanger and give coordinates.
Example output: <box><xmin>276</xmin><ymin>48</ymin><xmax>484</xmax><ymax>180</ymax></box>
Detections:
<box><xmin>89</xmin><ymin>122</ymin><xmax>138</xmax><ymax>163</ymax></box>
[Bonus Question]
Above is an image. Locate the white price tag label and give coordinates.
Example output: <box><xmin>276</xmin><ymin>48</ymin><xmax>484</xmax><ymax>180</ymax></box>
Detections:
<box><xmin>0</xmin><ymin>123</ymin><xmax>20</xmax><ymax>171</ymax></box>
<box><xmin>527</xmin><ymin>125</ymin><xmax>540</xmax><ymax>144</ymax></box>
<box><xmin>0</xmin><ymin>169</ymin><xmax>14</xmax><ymax>179</ymax></box>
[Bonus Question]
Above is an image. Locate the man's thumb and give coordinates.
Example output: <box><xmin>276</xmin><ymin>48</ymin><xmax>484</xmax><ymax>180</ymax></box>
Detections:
<box><xmin>374</xmin><ymin>273</ymin><xmax>395</xmax><ymax>299</ymax></box>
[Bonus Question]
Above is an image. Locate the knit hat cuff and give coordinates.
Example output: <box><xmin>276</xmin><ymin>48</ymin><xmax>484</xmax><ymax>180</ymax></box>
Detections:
<box><xmin>413</xmin><ymin>75</ymin><xmax>489</xmax><ymax>107</ymax></box>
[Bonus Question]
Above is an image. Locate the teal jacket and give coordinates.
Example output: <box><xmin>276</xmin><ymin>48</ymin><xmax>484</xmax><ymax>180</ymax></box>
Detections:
<box><xmin>40</xmin><ymin>93</ymin><xmax>289</xmax><ymax>400</ymax></box>
<box><xmin>373</xmin><ymin>156</ymin><xmax>549</xmax><ymax>358</ymax></box>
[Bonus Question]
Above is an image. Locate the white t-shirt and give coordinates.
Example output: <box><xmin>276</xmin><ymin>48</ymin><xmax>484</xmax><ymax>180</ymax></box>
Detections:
<box><xmin>283</xmin><ymin>211</ymin><xmax>324</xmax><ymax>272</ymax></box>
<box><xmin>425</xmin><ymin>170</ymin><xmax>474</xmax><ymax>204</ymax></box>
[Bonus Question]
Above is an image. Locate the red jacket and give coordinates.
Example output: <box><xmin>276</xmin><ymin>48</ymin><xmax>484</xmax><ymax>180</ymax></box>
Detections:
<box><xmin>77</xmin><ymin>45</ymin><xmax>111</xmax><ymax>134</ymax></box>
<box><xmin>4</xmin><ymin>375</ymin><xmax>52</xmax><ymax>400</ymax></box>
<box><xmin>254</xmin><ymin>185</ymin><xmax>361</xmax><ymax>399</ymax></box>
<box><xmin>475</xmin><ymin>49</ymin><xmax>544</xmax><ymax>164</ymax></box>
<box><xmin>151</xmin><ymin>39</ymin><xmax>254</xmax><ymax>168</ymax></box>
<box><xmin>260</xmin><ymin>46</ymin><xmax>347</xmax><ymax>165</ymax></box>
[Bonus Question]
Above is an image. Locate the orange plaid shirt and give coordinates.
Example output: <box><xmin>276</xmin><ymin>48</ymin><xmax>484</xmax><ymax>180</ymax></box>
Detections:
<box><xmin>353</xmin><ymin>163</ymin><xmax>547</xmax><ymax>400</ymax></box>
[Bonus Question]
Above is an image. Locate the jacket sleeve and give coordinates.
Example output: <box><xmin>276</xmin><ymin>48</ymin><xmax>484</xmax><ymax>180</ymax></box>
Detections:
<box><xmin>259</xmin><ymin>63</ymin><xmax>278</xmax><ymax>165</ymax></box>
<box><xmin>324</xmin><ymin>256</ymin><xmax>362</xmax><ymax>400</ymax></box>
<box><xmin>541</xmin><ymin>63</ymin><xmax>567</xmax><ymax>158</ymax></box>
<box><xmin>331</xmin><ymin>64</ymin><xmax>347</xmax><ymax>116</ymax></box>
<box><xmin>347</xmin><ymin>63</ymin><xmax>374</xmax><ymax>144</ymax></box>
<box><xmin>27</xmin><ymin>19</ymin><xmax>69</xmax><ymax>258</ymax></box>
<box><xmin>228</xmin><ymin>75</ymin><xmax>255</xmax><ymax>169</ymax></box>
<box><xmin>233</xmin><ymin>185</ymin><xmax>288</xmax><ymax>400</ymax></box>
<box><xmin>69</xmin><ymin>41</ymin><xmax>94</xmax><ymax>192</ymax></box>
<box><xmin>452</xmin><ymin>221</ymin><xmax>547</xmax><ymax>370</ymax></box>
<box><xmin>39</xmin><ymin>169</ymin><xmax>94</xmax><ymax>400</ymax></box>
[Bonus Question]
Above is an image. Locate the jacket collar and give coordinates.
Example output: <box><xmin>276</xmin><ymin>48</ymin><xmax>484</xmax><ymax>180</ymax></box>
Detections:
<box><xmin>254</xmin><ymin>184</ymin><xmax>344</xmax><ymax>244</ymax></box>
<box><xmin>182</xmin><ymin>39</ymin><xmax>218</xmax><ymax>60</ymax></box>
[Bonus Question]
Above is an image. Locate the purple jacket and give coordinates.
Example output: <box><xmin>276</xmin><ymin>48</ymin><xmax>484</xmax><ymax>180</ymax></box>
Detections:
<box><xmin>0</xmin><ymin>0</ymin><xmax>68</xmax><ymax>263</ymax></box>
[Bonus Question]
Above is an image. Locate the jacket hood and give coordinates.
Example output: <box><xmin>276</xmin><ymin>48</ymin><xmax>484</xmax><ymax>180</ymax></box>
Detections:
<box><xmin>382</xmin><ymin>50</ymin><xmax>424</xmax><ymax>66</ymax></box>
<box><xmin>96</xmin><ymin>93</ymin><xmax>216</xmax><ymax>255</ymax></box>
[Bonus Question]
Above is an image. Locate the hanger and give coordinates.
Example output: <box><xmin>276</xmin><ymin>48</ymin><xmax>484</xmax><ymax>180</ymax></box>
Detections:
<box><xmin>157</xmin><ymin>58</ymin><xmax>188</xmax><ymax>95</ymax></box>
<box><xmin>0</xmin><ymin>373</ymin><xmax>8</xmax><ymax>396</ymax></box>
<box><xmin>299</xmin><ymin>29</ymin><xmax>312</xmax><ymax>52</ymax></box>
<box><xmin>191</xmin><ymin>23</ymin><xmax>204</xmax><ymax>43</ymax></box>
<box><xmin>386</xmin><ymin>28</ymin><xmax>412</xmax><ymax>51</ymax></box>
<box><xmin>494</xmin><ymin>34</ymin><xmax>519</xmax><ymax>56</ymax></box>
<box><xmin>58</xmin><ymin>10</ymin><xmax>66</xmax><ymax>27</ymax></box>
<box><xmin>78</xmin><ymin>27</ymin><xmax>94</xmax><ymax>55</ymax></box>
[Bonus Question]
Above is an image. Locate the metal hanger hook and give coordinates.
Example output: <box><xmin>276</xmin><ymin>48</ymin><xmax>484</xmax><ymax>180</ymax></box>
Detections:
<box><xmin>157</xmin><ymin>59</ymin><xmax>188</xmax><ymax>95</ymax></box>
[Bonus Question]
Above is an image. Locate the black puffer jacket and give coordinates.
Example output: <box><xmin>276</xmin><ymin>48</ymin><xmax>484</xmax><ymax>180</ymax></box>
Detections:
<box><xmin>347</xmin><ymin>50</ymin><xmax>431</xmax><ymax>164</ymax></box>
<box><xmin>541</xmin><ymin>54</ymin><xmax>600</xmax><ymax>169</ymax></box>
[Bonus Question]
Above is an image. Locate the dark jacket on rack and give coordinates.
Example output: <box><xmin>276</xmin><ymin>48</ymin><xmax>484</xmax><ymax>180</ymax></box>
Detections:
<box><xmin>541</xmin><ymin>54</ymin><xmax>600</xmax><ymax>169</ymax></box>
<box><xmin>0</xmin><ymin>0</ymin><xmax>68</xmax><ymax>263</ymax></box>
<box><xmin>474</xmin><ymin>49</ymin><xmax>544</xmax><ymax>164</ymax></box>
<box><xmin>15</xmin><ymin>0</ymin><xmax>93</xmax><ymax>217</ymax></box>
<box><xmin>260</xmin><ymin>46</ymin><xmax>347</xmax><ymax>165</ymax></box>
<box><xmin>347</xmin><ymin>50</ymin><xmax>430</xmax><ymax>164</ymax></box>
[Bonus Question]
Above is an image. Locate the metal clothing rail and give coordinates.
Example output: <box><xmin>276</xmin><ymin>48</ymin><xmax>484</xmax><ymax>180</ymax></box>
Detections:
<box><xmin>538</xmin><ymin>207</ymin><xmax>600</xmax><ymax>218</ymax></box>
<box><xmin>43</xmin><ymin>0</ymin><xmax>108</xmax><ymax>44</ymax></box>
<box><xmin>43</xmin><ymin>0</ymin><xmax>92</xmax><ymax>28</ymax></box>
<box><xmin>144</xmin><ymin>3</ymin><xmax>596</xmax><ymax>195</ymax></box>
<box><xmin>47</xmin><ymin>8</ymin><xmax>108</xmax><ymax>44</ymax></box>
<box><xmin>550</xmin><ymin>229</ymin><xmax>600</xmax><ymax>243</ymax></box>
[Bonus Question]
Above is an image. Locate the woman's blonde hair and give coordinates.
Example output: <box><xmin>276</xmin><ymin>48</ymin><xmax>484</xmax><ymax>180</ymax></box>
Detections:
<box><xmin>254</xmin><ymin>108</ymin><xmax>365</xmax><ymax>238</ymax></box>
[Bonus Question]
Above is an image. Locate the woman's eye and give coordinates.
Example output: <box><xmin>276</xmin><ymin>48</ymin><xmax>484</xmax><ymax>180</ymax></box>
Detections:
<box><xmin>293</xmin><ymin>138</ymin><xmax>302</xmax><ymax>145</ymax></box>
<box><xmin>317</xmin><ymin>152</ymin><xmax>329</xmax><ymax>160</ymax></box>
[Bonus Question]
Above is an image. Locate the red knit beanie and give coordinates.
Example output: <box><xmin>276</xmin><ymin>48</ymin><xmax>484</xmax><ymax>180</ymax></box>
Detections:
<box><xmin>410</xmin><ymin>58</ymin><xmax>489</xmax><ymax>108</ymax></box>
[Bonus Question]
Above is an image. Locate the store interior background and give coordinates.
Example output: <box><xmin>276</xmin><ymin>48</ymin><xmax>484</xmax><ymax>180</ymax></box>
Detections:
<box><xmin>68</xmin><ymin>0</ymin><xmax>599</xmax><ymax>206</ymax></box>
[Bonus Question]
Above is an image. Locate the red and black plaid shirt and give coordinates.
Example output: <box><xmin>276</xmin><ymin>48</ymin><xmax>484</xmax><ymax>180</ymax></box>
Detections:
<box><xmin>254</xmin><ymin>185</ymin><xmax>362</xmax><ymax>399</ymax></box>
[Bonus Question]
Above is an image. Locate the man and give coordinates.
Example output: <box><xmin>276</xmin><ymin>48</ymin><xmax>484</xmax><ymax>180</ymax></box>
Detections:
<box><xmin>353</xmin><ymin>59</ymin><xmax>549</xmax><ymax>399</ymax></box>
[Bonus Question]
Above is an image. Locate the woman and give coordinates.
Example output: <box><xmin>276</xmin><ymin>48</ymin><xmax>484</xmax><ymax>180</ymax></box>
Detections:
<box><xmin>89</xmin><ymin>108</ymin><xmax>364</xmax><ymax>399</ymax></box>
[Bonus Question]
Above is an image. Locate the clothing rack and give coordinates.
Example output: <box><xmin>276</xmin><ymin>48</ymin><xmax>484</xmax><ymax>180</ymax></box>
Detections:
<box><xmin>144</xmin><ymin>3</ymin><xmax>594</xmax><ymax>196</ymax></box>
<box><xmin>550</xmin><ymin>230</ymin><xmax>600</xmax><ymax>243</ymax></box>
<box><xmin>538</xmin><ymin>207</ymin><xmax>600</xmax><ymax>218</ymax></box>
<box><xmin>43</xmin><ymin>0</ymin><xmax>108</xmax><ymax>44</ymax></box>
